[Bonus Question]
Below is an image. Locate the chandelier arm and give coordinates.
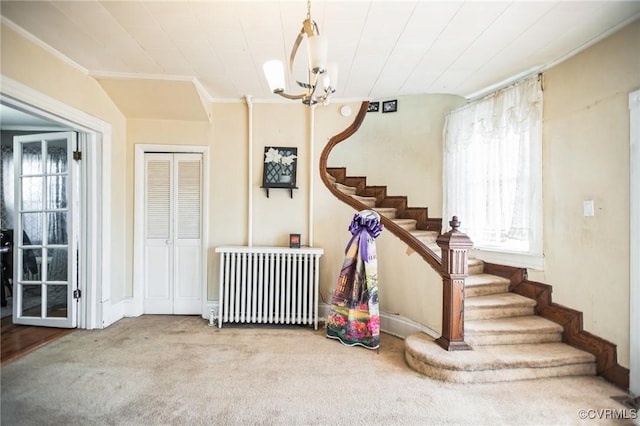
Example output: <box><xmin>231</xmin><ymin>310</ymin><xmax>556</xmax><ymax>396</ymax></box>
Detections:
<box><xmin>296</xmin><ymin>80</ymin><xmax>314</xmax><ymax>89</ymax></box>
<box><xmin>273</xmin><ymin>90</ymin><xmax>306</xmax><ymax>101</ymax></box>
<box><xmin>290</xmin><ymin>17</ymin><xmax>320</xmax><ymax>74</ymax></box>
<box><xmin>289</xmin><ymin>28</ymin><xmax>305</xmax><ymax>75</ymax></box>
<box><xmin>305</xmin><ymin>71</ymin><xmax>321</xmax><ymax>99</ymax></box>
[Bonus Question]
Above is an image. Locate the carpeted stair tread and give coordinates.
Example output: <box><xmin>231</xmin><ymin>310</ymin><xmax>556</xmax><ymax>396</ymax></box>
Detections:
<box><xmin>409</xmin><ymin>230</ymin><xmax>438</xmax><ymax>243</ymax></box>
<box><xmin>465</xmin><ymin>293</ymin><xmax>536</xmax><ymax>320</ymax></box>
<box><xmin>349</xmin><ymin>194</ymin><xmax>376</xmax><ymax>207</ymax></box>
<box><xmin>374</xmin><ymin>207</ymin><xmax>397</xmax><ymax>219</ymax></box>
<box><xmin>466</xmin><ymin>273</ymin><xmax>509</xmax><ymax>288</ymax></box>
<box><xmin>465</xmin><ymin>274</ymin><xmax>511</xmax><ymax>297</ymax></box>
<box><xmin>468</xmin><ymin>258</ymin><xmax>484</xmax><ymax>275</ymax></box>
<box><xmin>426</xmin><ymin>242</ymin><xmax>440</xmax><ymax>254</ymax></box>
<box><xmin>465</xmin><ymin>316</ymin><xmax>563</xmax><ymax>345</ymax></box>
<box><xmin>392</xmin><ymin>218</ymin><xmax>417</xmax><ymax>230</ymax></box>
<box><xmin>334</xmin><ymin>182</ymin><xmax>356</xmax><ymax>195</ymax></box>
<box><xmin>465</xmin><ymin>292</ymin><xmax>535</xmax><ymax>309</ymax></box>
<box><xmin>404</xmin><ymin>333</ymin><xmax>596</xmax><ymax>383</ymax></box>
<box><xmin>405</xmin><ymin>333</ymin><xmax>595</xmax><ymax>370</ymax></box>
<box><xmin>466</xmin><ymin>315</ymin><xmax>562</xmax><ymax>334</ymax></box>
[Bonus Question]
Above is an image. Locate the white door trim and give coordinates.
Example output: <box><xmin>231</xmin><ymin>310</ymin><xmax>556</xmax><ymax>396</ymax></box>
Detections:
<box><xmin>1</xmin><ymin>75</ymin><xmax>111</xmax><ymax>330</ymax></box>
<box><xmin>629</xmin><ymin>89</ymin><xmax>639</xmax><ymax>396</ymax></box>
<box><xmin>132</xmin><ymin>144</ymin><xmax>210</xmax><ymax>318</ymax></box>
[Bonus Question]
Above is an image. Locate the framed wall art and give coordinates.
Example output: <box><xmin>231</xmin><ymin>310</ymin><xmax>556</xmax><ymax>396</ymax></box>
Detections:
<box><xmin>367</xmin><ymin>101</ymin><xmax>380</xmax><ymax>112</ymax></box>
<box><xmin>261</xmin><ymin>146</ymin><xmax>298</xmax><ymax>197</ymax></box>
<box><xmin>382</xmin><ymin>99</ymin><xmax>398</xmax><ymax>113</ymax></box>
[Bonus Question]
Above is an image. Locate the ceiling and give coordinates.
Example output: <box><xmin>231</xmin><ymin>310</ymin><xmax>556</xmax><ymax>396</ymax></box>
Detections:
<box><xmin>1</xmin><ymin>0</ymin><xmax>639</xmax><ymax>104</ymax></box>
<box><xmin>0</xmin><ymin>104</ymin><xmax>69</xmax><ymax>131</ymax></box>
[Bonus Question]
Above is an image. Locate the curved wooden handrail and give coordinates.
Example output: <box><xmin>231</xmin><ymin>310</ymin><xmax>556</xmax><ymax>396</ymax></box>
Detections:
<box><xmin>319</xmin><ymin>101</ymin><xmax>443</xmax><ymax>275</ymax></box>
<box><xmin>320</xmin><ymin>102</ymin><xmax>477</xmax><ymax>350</ymax></box>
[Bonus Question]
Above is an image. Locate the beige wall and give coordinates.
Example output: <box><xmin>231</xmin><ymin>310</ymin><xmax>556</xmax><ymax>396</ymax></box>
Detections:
<box><xmin>3</xmin><ymin>18</ymin><xmax>637</xmax><ymax>370</ymax></box>
<box><xmin>330</xmin><ymin>95</ymin><xmax>464</xmax><ymax>214</ymax></box>
<box><xmin>318</xmin><ymin>96</ymin><xmax>464</xmax><ymax>327</ymax></box>
<box><xmin>1</xmin><ymin>23</ymin><xmax>129</xmax><ymax>304</ymax></box>
<box><xmin>529</xmin><ymin>19</ymin><xmax>640</xmax><ymax>367</ymax></box>
<box><xmin>250</xmin><ymin>103</ymin><xmax>309</xmax><ymax>247</ymax></box>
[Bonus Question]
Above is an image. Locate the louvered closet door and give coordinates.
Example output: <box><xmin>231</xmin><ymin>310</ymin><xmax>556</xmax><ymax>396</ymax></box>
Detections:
<box><xmin>144</xmin><ymin>153</ymin><xmax>202</xmax><ymax>314</ymax></box>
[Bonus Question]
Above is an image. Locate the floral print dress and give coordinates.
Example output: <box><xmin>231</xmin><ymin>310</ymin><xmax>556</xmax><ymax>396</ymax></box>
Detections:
<box><xmin>326</xmin><ymin>210</ymin><xmax>383</xmax><ymax>350</ymax></box>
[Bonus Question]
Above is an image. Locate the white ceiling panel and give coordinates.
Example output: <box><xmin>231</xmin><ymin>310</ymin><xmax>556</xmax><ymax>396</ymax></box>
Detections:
<box><xmin>437</xmin><ymin>2</ymin><xmax>511</xmax><ymax>42</ymax></box>
<box><xmin>126</xmin><ymin>25</ymin><xmax>174</xmax><ymax>52</ymax></box>
<box><xmin>143</xmin><ymin>2</ymin><xmax>202</xmax><ymax>39</ymax></box>
<box><xmin>100</xmin><ymin>1</ymin><xmax>158</xmax><ymax>30</ymax></box>
<box><xmin>52</xmin><ymin>1</ymin><xmax>127</xmax><ymax>47</ymax></box>
<box><xmin>0</xmin><ymin>0</ymin><xmax>637</xmax><ymax>102</ymax></box>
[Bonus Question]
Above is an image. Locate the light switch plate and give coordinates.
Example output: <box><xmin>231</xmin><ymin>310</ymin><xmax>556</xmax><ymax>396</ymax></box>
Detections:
<box><xmin>583</xmin><ymin>200</ymin><xmax>595</xmax><ymax>217</ymax></box>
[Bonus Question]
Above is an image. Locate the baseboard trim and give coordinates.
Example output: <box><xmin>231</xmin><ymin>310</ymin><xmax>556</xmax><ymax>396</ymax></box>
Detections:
<box><xmin>203</xmin><ymin>301</ymin><xmax>437</xmax><ymax>339</ymax></box>
<box><xmin>102</xmin><ymin>299</ymin><xmax>125</xmax><ymax>328</ymax></box>
<box><xmin>319</xmin><ymin>302</ymin><xmax>439</xmax><ymax>340</ymax></box>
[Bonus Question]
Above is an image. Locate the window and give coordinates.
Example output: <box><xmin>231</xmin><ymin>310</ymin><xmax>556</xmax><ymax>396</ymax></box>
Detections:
<box><xmin>442</xmin><ymin>75</ymin><xmax>543</xmax><ymax>266</ymax></box>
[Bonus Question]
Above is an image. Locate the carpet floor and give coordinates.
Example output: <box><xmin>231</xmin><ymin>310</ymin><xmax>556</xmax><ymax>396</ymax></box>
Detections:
<box><xmin>0</xmin><ymin>315</ymin><xmax>636</xmax><ymax>426</ymax></box>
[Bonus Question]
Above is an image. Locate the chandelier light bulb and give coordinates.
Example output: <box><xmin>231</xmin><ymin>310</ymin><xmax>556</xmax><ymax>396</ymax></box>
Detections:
<box><xmin>307</xmin><ymin>34</ymin><xmax>328</xmax><ymax>74</ymax></box>
<box><xmin>263</xmin><ymin>60</ymin><xmax>286</xmax><ymax>93</ymax></box>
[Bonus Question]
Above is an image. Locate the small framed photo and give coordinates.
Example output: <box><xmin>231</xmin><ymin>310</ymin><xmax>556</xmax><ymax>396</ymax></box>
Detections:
<box><xmin>367</xmin><ymin>101</ymin><xmax>380</xmax><ymax>112</ymax></box>
<box><xmin>382</xmin><ymin>99</ymin><xmax>397</xmax><ymax>113</ymax></box>
<box><xmin>289</xmin><ymin>233</ymin><xmax>301</xmax><ymax>248</ymax></box>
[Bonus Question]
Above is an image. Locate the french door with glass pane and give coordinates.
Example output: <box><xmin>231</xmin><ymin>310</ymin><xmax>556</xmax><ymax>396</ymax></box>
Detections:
<box><xmin>13</xmin><ymin>132</ymin><xmax>78</xmax><ymax>327</ymax></box>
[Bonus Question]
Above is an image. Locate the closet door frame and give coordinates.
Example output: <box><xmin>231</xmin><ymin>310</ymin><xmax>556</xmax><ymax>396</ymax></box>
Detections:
<box><xmin>132</xmin><ymin>144</ymin><xmax>209</xmax><ymax>318</ymax></box>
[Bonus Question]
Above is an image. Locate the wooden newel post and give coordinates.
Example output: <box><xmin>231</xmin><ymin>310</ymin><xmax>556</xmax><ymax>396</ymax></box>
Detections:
<box><xmin>435</xmin><ymin>216</ymin><xmax>473</xmax><ymax>351</ymax></box>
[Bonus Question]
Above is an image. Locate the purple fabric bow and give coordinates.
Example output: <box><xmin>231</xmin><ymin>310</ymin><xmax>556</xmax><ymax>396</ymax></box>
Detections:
<box><xmin>346</xmin><ymin>212</ymin><xmax>384</xmax><ymax>261</ymax></box>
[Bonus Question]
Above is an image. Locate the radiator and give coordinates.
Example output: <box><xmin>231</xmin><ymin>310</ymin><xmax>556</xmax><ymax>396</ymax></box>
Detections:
<box><xmin>215</xmin><ymin>246</ymin><xmax>324</xmax><ymax>329</ymax></box>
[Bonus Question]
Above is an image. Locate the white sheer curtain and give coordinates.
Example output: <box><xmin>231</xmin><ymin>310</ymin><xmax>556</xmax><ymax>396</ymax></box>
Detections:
<box><xmin>442</xmin><ymin>75</ymin><xmax>543</xmax><ymax>255</ymax></box>
<box><xmin>1</xmin><ymin>144</ymin><xmax>14</xmax><ymax>229</ymax></box>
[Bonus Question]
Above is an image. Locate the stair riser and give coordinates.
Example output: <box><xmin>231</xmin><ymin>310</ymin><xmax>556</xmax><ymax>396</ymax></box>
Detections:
<box><xmin>336</xmin><ymin>185</ymin><xmax>357</xmax><ymax>195</ymax></box>
<box><xmin>352</xmin><ymin>198</ymin><xmax>376</xmax><ymax>207</ymax></box>
<box><xmin>468</xmin><ymin>263</ymin><xmax>484</xmax><ymax>275</ymax></box>
<box><xmin>465</xmin><ymin>306</ymin><xmax>534</xmax><ymax>320</ymax></box>
<box><xmin>375</xmin><ymin>209</ymin><xmax>397</xmax><ymax>219</ymax></box>
<box><xmin>417</xmin><ymin>236</ymin><xmax>437</xmax><ymax>244</ymax></box>
<box><xmin>397</xmin><ymin>223</ymin><xmax>417</xmax><ymax>231</ymax></box>
<box><xmin>465</xmin><ymin>283</ymin><xmax>510</xmax><ymax>298</ymax></box>
<box><xmin>405</xmin><ymin>351</ymin><xmax>596</xmax><ymax>384</ymax></box>
<box><xmin>465</xmin><ymin>332</ymin><xmax>562</xmax><ymax>346</ymax></box>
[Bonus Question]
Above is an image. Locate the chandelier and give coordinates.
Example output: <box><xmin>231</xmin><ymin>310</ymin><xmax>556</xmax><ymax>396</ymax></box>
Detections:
<box><xmin>262</xmin><ymin>0</ymin><xmax>337</xmax><ymax>105</ymax></box>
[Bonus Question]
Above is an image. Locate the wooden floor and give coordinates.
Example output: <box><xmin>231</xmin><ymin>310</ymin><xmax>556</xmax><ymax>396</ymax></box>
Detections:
<box><xmin>1</xmin><ymin>315</ymin><xmax>74</xmax><ymax>367</ymax></box>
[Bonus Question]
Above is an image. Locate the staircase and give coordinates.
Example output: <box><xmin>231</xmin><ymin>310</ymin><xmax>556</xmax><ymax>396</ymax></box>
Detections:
<box><xmin>328</xmin><ymin>169</ymin><xmax>441</xmax><ymax>248</ymax></box>
<box><xmin>405</xmin><ymin>261</ymin><xmax>596</xmax><ymax>383</ymax></box>
<box><xmin>326</xmin><ymin>170</ymin><xmax>597</xmax><ymax>384</ymax></box>
<box><xmin>319</xmin><ymin>101</ymin><xmax>627</xmax><ymax>388</ymax></box>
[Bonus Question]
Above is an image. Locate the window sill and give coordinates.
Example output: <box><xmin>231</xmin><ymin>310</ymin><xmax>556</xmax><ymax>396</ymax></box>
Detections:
<box><xmin>469</xmin><ymin>248</ymin><xmax>544</xmax><ymax>271</ymax></box>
